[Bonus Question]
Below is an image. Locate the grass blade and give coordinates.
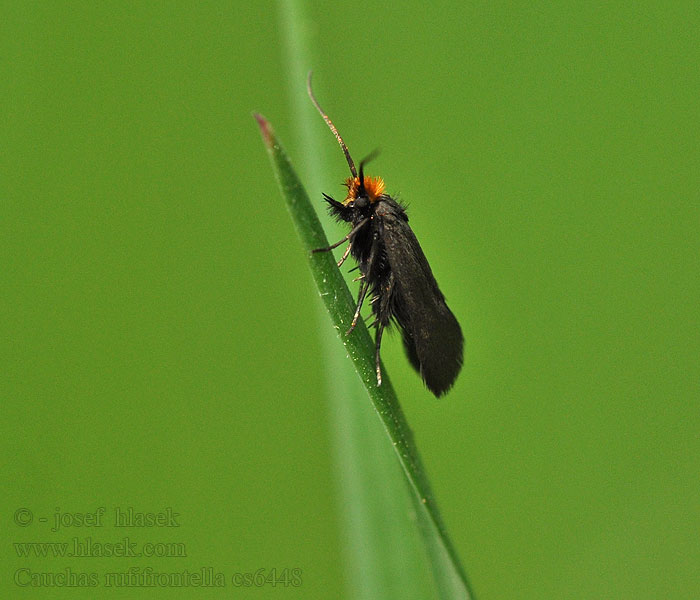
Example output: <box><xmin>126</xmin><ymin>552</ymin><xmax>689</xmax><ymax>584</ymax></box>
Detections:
<box><xmin>255</xmin><ymin>114</ymin><xmax>475</xmax><ymax>599</ymax></box>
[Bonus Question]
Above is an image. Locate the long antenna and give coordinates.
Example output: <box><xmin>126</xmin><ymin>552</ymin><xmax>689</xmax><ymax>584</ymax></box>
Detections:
<box><xmin>307</xmin><ymin>71</ymin><xmax>357</xmax><ymax>178</ymax></box>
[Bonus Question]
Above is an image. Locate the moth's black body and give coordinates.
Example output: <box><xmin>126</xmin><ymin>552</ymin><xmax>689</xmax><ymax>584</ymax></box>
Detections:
<box><xmin>308</xmin><ymin>74</ymin><xmax>463</xmax><ymax>397</ymax></box>
<box><xmin>323</xmin><ymin>186</ymin><xmax>463</xmax><ymax>396</ymax></box>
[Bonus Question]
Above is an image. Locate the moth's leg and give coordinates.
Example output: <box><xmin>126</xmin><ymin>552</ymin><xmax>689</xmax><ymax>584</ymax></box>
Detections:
<box><xmin>374</xmin><ymin>322</ymin><xmax>385</xmax><ymax>386</ymax></box>
<box><xmin>374</xmin><ymin>273</ymin><xmax>395</xmax><ymax>387</ymax></box>
<box><xmin>346</xmin><ymin>228</ymin><xmax>380</xmax><ymax>335</ymax></box>
<box><xmin>336</xmin><ymin>244</ymin><xmax>352</xmax><ymax>267</ymax></box>
<box><xmin>312</xmin><ymin>217</ymin><xmax>369</xmax><ymax>253</ymax></box>
<box><xmin>347</xmin><ymin>279</ymin><xmax>370</xmax><ymax>335</ymax></box>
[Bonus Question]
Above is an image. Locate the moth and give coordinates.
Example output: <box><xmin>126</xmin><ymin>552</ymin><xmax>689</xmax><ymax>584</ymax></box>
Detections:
<box><xmin>309</xmin><ymin>74</ymin><xmax>463</xmax><ymax>397</ymax></box>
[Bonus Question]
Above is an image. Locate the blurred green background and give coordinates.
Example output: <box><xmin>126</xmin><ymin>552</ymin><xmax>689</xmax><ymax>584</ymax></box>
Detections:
<box><xmin>3</xmin><ymin>1</ymin><xmax>698</xmax><ymax>598</ymax></box>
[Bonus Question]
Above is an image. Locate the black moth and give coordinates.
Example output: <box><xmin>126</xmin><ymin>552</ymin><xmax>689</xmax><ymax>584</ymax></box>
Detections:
<box><xmin>308</xmin><ymin>74</ymin><xmax>463</xmax><ymax>397</ymax></box>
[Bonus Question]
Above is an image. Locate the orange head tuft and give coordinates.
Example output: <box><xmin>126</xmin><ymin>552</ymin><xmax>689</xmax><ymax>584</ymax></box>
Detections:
<box><xmin>343</xmin><ymin>175</ymin><xmax>386</xmax><ymax>205</ymax></box>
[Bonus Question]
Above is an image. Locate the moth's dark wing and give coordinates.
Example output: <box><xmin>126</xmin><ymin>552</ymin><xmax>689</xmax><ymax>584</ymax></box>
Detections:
<box><xmin>380</xmin><ymin>201</ymin><xmax>464</xmax><ymax>396</ymax></box>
